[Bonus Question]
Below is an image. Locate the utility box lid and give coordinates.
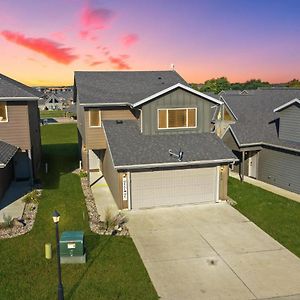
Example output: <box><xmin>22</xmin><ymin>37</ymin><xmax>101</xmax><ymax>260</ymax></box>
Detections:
<box><xmin>60</xmin><ymin>231</ymin><xmax>84</xmax><ymax>257</ymax></box>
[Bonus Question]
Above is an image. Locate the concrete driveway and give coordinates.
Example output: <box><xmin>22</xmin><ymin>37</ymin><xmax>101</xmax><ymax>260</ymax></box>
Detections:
<box><xmin>126</xmin><ymin>203</ymin><xmax>300</xmax><ymax>300</ymax></box>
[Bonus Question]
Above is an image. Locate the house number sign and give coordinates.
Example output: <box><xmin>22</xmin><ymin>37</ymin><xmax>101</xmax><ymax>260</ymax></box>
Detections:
<box><xmin>122</xmin><ymin>175</ymin><xmax>128</xmax><ymax>201</ymax></box>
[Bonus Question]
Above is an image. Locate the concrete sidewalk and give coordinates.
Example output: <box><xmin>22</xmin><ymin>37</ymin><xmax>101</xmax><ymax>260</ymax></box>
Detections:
<box><xmin>0</xmin><ymin>181</ymin><xmax>31</xmax><ymax>222</ymax></box>
<box><xmin>90</xmin><ymin>172</ymin><xmax>119</xmax><ymax>221</ymax></box>
<box><xmin>230</xmin><ymin>172</ymin><xmax>300</xmax><ymax>203</ymax></box>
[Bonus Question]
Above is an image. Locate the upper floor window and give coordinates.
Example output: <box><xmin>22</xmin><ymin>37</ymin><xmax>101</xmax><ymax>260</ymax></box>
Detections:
<box><xmin>158</xmin><ymin>108</ymin><xmax>197</xmax><ymax>129</ymax></box>
<box><xmin>0</xmin><ymin>102</ymin><xmax>8</xmax><ymax>122</ymax></box>
<box><xmin>89</xmin><ymin>109</ymin><xmax>101</xmax><ymax>127</ymax></box>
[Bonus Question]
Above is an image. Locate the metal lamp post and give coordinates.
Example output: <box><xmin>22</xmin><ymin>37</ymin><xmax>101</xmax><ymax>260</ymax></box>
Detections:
<box><xmin>52</xmin><ymin>210</ymin><xmax>64</xmax><ymax>300</ymax></box>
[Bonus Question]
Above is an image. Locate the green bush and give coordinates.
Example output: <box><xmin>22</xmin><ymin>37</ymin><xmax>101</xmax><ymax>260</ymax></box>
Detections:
<box><xmin>22</xmin><ymin>190</ymin><xmax>41</xmax><ymax>204</ymax></box>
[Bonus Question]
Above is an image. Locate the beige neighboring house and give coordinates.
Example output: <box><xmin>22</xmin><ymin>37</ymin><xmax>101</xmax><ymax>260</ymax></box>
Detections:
<box><xmin>0</xmin><ymin>74</ymin><xmax>42</xmax><ymax>200</ymax></box>
<box><xmin>75</xmin><ymin>70</ymin><xmax>237</xmax><ymax>210</ymax></box>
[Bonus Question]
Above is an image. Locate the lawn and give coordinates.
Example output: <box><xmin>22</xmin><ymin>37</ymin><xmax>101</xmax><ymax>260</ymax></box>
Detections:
<box><xmin>40</xmin><ymin>110</ymin><xmax>66</xmax><ymax>118</ymax></box>
<box><xmin>0</xmin><ymin>124</ymin><xmax>158</xmax><ymax>300</ymax></box>
<box><xmin>228</xmin><ymin>177</ymin><xmax>300</xmax><ymax>258</ymax></box>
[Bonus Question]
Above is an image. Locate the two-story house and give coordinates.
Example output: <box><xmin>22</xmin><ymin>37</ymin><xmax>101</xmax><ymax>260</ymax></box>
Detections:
<box><xmin>0</xmin><ymin>74</ymin><xmax>42</xmax><ymax>199</ymax></box>
<box><xmin>75</xmin><ymin>70</ymin><xmax>237</xmax><ymax>209</ymax></box>
<box><xmin>216</xmin><ymin>89</ymin><xmax>300</xmax><ymax>194</ymax></box>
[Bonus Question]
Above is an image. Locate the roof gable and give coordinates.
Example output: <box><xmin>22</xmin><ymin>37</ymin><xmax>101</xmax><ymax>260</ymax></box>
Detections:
<box><xmin>132</xmin><ymin>83</ymin><xmax>222</xmax><ymax>107</ymax></box>
<box><xmin>0</xmin><ymin>140</ymin><xmax>18</xmax><ymax>168</ymax></box>
<box><xmin>274</xmin><ymin>98</ymin><xmax>300</xmax><ymax>112</ymax></box>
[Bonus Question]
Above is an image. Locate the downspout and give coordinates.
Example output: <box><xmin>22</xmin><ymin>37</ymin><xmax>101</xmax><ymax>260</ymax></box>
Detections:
<box><xmin>241</xmin><ymin>151</ymin><xmax>245</xmax><ymax>182</ymax></box>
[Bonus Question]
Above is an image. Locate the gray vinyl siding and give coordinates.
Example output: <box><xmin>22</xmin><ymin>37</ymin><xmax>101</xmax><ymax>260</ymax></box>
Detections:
<box><xmin>278</xmin><ymin>104</ymin><xmax>300</xmax><ymax>143</ymax></box>
<box><xmin>142</xmin><ymin>88</ymin><xmax>213</xmax><ymax>135</ymax></box>
<box><xmin>222</xmin><ymin>129</ymin><xmax>240</xmax><ymax>151</ymax></box>
<box><xmin>258</xmin><ymin>147</ymin><xmax>300</xmax><ymax>194</ymax></box>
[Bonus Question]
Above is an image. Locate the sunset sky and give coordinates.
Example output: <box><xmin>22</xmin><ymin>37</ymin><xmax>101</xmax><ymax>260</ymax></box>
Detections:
<box><xmin>1</xmin><ymin>0</ymin><xmax>300</xmax><ymax>86</ymax></box>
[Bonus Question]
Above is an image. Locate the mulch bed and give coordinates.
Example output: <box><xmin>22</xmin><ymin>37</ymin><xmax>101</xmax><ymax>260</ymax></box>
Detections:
<box><xmin>80</xmin><ymin>175</ymin><xmax>129</xmax><ymax>236</ymax></box>
<box><xmin>0</xmin><ymin>200</ymin><xmax>38</xmax><ymax>239</ymax></box>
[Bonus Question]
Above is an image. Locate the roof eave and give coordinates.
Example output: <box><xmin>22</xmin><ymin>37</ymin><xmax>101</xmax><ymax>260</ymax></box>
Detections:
<box><xmin>0</xmin><ymin>96</ymin><xmax>42</xmax><ymax>101</ymax></box>
<box><xmin>79</xmin><ymin>102</ymin><xmax>132</xmax><ymax>107</ymax></box>
<box><xmin>115</xmin><ymin>158</ymin><xmax>238</xmax><ymax>171</ymax></box>
<box><xmin>273</xmin><ymin>98</ymin><xmax>300</xmax><ymax>112</ymax></box>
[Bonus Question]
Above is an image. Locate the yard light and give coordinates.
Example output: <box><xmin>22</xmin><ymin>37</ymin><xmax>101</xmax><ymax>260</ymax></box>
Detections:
<box><xmin>52</xmin><ymin>210</ymin><xmax>64</xmax><ymax>300</ymax></box>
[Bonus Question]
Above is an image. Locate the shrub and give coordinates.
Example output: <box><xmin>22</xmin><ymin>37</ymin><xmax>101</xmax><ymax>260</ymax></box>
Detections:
<box><xmin>79</xmin><ymin>170</ymin><xmax>87</xmax><ymax>178</ymax></box>
<box><xmin>0</xmin><ymin>214</ymin><xmax>13</xmax><ymax>229</ymax></box>
<box><xmin>22</xmin><ymin>190</ymin><xmax>41</xmax><ymax>204</ymax></box>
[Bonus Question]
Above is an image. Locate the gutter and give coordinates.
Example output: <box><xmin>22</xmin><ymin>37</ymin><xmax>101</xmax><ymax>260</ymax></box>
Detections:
<box><xmin>79</xmin><ymin>102</ymin><xmax>132</xmax><ymax>107</ymax></box>
<box><xmin>115</xmin><ymin>158</ymin><xmax>238</xmax><ymax>171</ymax></box>
<box><xmin>0</xmin><ymin>96</ymin><xmax>41</xmax><ymax>100</ymax></box>
<box><xmin>0</xmin><ymin>163</ymin><xmax>5</xmax><ymax>168</ymax></box>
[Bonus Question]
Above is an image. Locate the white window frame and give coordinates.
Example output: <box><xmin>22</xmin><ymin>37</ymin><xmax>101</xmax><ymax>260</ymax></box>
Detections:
<box><xmin>89</xmin><ymin>109</ymin><xmax>102</xmax><ymax>128</ymax></box>
<box><xmin>157</xmin><ymin>107</ymin><xmax>197</xmax><ymax>130</ymax></box>
<box><xmin>0</xmin><ymin>102</ymin><xmax>8</xmax><ymax>123</ymax></box>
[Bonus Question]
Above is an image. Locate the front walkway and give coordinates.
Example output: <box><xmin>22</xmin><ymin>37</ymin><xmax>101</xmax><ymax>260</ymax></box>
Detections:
<box><xmin>126</xmin><ymin>203</ymin><xmax>300</xmax><ymax>300</ymax></box>
<box><xmin>230</xmin><ymin>171</ymin><xmax>300</xmax><ymax>203</ymax></box>
<box><xmin>90</xmin><ymin>172</ymin><xmax>119</xmax><ymax>220</ymax></box>
<box><xmin>0</xmin><ymin>181</ymin><xmax>31</xmax><ymax>222</ymax></box>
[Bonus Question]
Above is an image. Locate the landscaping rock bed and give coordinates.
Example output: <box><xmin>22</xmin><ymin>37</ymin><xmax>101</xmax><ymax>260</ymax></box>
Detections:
<box><xmin>0</xmin><ymin>201</ymin><xmax>39</xmax><ymax>240</ymax></box>
<box><xmin>80</xmin><ymin>176</ymin><xmax>129</xmax><ymax>236</ymax></box>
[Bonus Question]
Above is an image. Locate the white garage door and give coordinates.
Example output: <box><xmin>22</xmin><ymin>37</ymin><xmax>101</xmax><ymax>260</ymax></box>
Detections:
<box><xmin>131</xmin><ymin>167</ymin><xmax>218</xmax><ymax>209</ymax></box>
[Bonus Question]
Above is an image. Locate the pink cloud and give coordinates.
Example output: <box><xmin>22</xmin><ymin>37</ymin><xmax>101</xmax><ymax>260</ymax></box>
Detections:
<box><xmin>1</xmin><ymin>30</ymin><xmax>78</xmax><ymax>64</ymax></box>
<box><xmin>51</xmin><ymin>31</ymin><xmax>66</xmax><ymax>42</ymax></box>
<box><xmin>90</xmin><ymin>61</ymin><xmax>104</xmax><ymax>67</ymax></box>
<box><xmin>79</xmin><ymin>3</ymin><xmax>114</xmax><ymax>39</ymax></box>
<box><xmin>121</xmin><ymin>34</ymin><xmax>139</xmax><ymax>47</ymax></box>
<box><xmin>109</xmin><ymin>55</ymin><xmax>130</xmax><ymax>70</ymax></box>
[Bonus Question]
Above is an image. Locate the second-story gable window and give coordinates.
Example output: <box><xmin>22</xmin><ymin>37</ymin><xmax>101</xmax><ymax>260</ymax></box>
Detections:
<box><xmin>89</xmin><ymin>109</ymin><xmax>101</xmax><ymax>127</ymax></box>
<box><xmin>0</xmin><ymin>102</ymin><xmax>8</xmax><ymax>122</ymax></box>
<box><xmin>158</xmin><ymin>108</ymin><xmax>197</xmax><ymax>129</ymax></box>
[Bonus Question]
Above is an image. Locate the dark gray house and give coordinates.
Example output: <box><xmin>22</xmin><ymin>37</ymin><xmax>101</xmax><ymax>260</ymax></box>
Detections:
<box><xmin>75</xmin><ymin>70</ymin><xmax>236</xmax><ymax>209</ymax></box>
<box><xmin>216</xmin><ymin>89</ymin><xmax>300</xmax><ymax>194</ymax></box>
<box><xmin>0</xmin><ymin>74</ymin><xmax>42</xmax><ymax>200</ymax></box>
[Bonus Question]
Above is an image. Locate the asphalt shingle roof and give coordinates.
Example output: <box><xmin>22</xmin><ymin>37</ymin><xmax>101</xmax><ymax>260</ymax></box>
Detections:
<box><xmin>103</xmin><ymin>120</ymin><xmax>237</xmax><ymax>168</ymax></box>
<box><xmin>220</xmin><ymin>89</ymin><xmax>300</xmax><ymax>151</ymax></box>
<box><xmin>0</xmin><ymin>74</ymin><xmax>42</xmax><ymax>99</ymax></box>
<box><xmin>0</xmin><ymin>140</ymin><xmax>18</xmax><ymax>167</ymax></box>
<box><xmin>75</xmin><ymin>70</ymin><xmax>187</xmax><ymax>105</ymax></box>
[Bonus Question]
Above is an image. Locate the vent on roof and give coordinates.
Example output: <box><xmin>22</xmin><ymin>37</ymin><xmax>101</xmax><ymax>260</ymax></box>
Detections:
<box><xmin>158</xmin><ymin>76</ymin><xmax>162</xmax><ymax>80</ymax></box>
<box><xmin>116</xmin><ymin>120</ymin><xmax>123</xmax><ymax>124</ymax></box>
<box><xmin>169</xmin><ymin>149</ymin><xmax>184</xmax><ymax>161</ymax></box>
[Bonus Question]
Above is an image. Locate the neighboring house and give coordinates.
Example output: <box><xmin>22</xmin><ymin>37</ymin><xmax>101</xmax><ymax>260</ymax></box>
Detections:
<box><xmin>75</xmin><ymin>70</ymin><xmax>236</xmax><ymax>210</ymax></box>
<box><xmin>39</xmin><ymin>93</ymin><xmax>64</xmax><ymax>110</ymax></box>
<box><xmin>0</xmin><ymin>73</ymin><xmax>42</xmax><ymax>199</ymax></box>
<box><xmin>215</xmin><ymin>89</ymin><xmax>300</xmax><ymax>194</ymax></box>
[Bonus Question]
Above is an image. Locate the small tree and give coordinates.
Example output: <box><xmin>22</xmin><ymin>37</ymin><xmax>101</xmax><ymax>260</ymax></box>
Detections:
<box><xmin>200</xmin><ymin>77</ymin><xmax>231</xmax><ymax>94</ymax></box>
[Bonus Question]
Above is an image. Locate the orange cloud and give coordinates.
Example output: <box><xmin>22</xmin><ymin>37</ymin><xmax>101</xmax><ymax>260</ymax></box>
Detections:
<box><xmin>1</xmin><ymin>30</ymin><xmax>78</xmax><ymax>64</ymax></box>
<box><xmin>121</xmin><ymin>34</ymin><xmax>139</xmax><ymax>47</ymax></box>
<box><xmin>109</xmin><ymin>55</ymin><xmax>130</xmax><ymax>70</ymax></box>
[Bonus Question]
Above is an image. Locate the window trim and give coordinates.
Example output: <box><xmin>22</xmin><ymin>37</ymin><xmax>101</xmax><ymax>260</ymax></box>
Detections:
<box><xmin>0</xmin><ymin>102</ymin><xmax>8</xmax><ymax>123</ymax></box>
<box><xmin>157</xmin><ymin>107</ymin><xmax>197</xmax><ymax>130</ymax></box>
<box><xmin>89</xmin><ymin>109</ymin><xmax>102</xmax><ymax>128</ymax></box>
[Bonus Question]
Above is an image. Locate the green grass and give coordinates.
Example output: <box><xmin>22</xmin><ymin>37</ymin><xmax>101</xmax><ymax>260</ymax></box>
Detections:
<box><xmin>0</xmin><ymin>124</ymin><xmax>158</xmax><ymax>300</ymax></box>
<box><xmin>228</xmin><ymin>177</ymin><xmax>300</xmax><ymax>257</ymax></box>
<box><xmin>40</xmin><ymin>110</ymin><xmax>65</xmax><ymax>118</ymax></box>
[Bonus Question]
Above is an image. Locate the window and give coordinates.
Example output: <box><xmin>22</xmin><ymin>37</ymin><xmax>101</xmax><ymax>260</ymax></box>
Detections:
<box><xmin>0</xmin><ymin>102</ymin><xmax>8</xmax><ymax>122</ymax></box>
<box><xmin>158</xmin><ymin>108</ymin><xmax>197</xmax><ymax>129</ymax></box>
<box><xmin>89</xmin><ymin>109</ymin><xmax>101</xmax><ymax>127</ymax></box>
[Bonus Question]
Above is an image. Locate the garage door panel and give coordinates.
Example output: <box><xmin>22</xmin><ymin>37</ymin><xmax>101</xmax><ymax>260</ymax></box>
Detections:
<box><xmin>131</xmin><ymin>168</ymin><xmax>217</xmax><ymax>209</ymax></box>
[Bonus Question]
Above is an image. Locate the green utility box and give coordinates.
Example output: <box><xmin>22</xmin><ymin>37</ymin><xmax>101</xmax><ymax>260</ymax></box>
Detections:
<box><xmin>60</xmin><ymin>231</ymin><xmax>86</xmax><ymax>264</ymax></box>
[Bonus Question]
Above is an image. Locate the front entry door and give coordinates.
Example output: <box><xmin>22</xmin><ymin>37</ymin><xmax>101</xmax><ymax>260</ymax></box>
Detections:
<box><xmin>248</xmin><ymin>152</ymin><xmax>258</xmax><ymax>178</ymax></box>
